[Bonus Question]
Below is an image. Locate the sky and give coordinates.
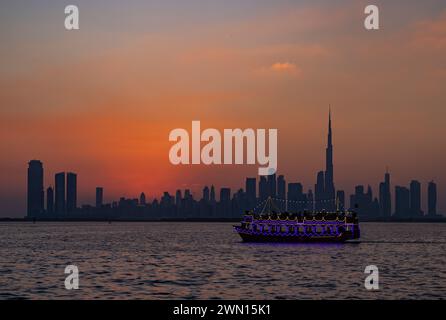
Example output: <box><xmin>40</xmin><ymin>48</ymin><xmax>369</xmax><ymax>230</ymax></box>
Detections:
<box><xmin>1</xmin><ymin>0</ymin><xmax>446</xmax><ymax>217</ymax></box>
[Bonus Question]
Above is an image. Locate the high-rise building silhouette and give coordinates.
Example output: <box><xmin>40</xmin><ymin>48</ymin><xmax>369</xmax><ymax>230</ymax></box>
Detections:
<box><xmin>287</xmin><ymin>183</ymin><xmax>303</xmax><ymax>212</ymax></box>
<box><xmin>259</xmin><ymin>176</ymin><xmax>268</xmax><ymax>201</ymax></box>
<box><xmin>220</xmin><ymin>188</ymin><xmax>231</xmax><ymax>217</ymax></box>
<box><xmin>307</xmin><ymin>189</ymin><xmax>314</xmax><ymax>211</ymax></box>
<box><xmin>55</xmin><ymin>172</ymin><xmax>66</xmax><ymax>215</ymax></box>
<box><xmin>233</xmin><ymin>188</ymin><xmax>248</xmax><ymax>217</ymax></box>
<box><xmin>46</xmin><ymin>186</ymin><xmax>54</xmax><ymax>215</ymax></box>
<box><xmin>27</xmin><ymin>160</ymin><xmax>44</xmax><ymax>218</ymax></box>
<box><xmin>96</xmin><ymin>187</ymin><xmax>103</xmax><ymax>208</ymax></box>
<box><xmin>324</xmin><ymin>109</ymin><xmax>335</xmax><ymax>210</ymax></box>
<box><xmin>336</xmin><ymin>190</ymin><xmax>345</xmax><ymax>211</ymax></box>
<box><xmin>428</xmin><ymin>181</ymin><xmax>437</xmax><ymax>216</ymax></box>
<box><xmin>245</xmin><ymin>178</ymin><xmax>256</xmax><ymax>209</ymax></box>
<box><xmin>203</xmin><ymin>186</ymin><xmax>210</xmax><ymax>202</ymax></box>
<box><xmin>267</xmin><ymin>173</ymin><xmax>277</xmax><ymax>198</ymax></box>
<box><xmin>277</xmin><ymin>175</ymin><xmax>286</xmax><ymax>210</ymax></box>
<box><xmin>277</xmin><ymin>175</ymin><xmax>286</xmax><ymax>198</ymax></box>
<box><xmin>210</xmin><ymin>186</ymin><xmax>216</xmax><ymax>202</ymax></box>
<box><xmin>66</xmin><ymin>172</ymin><xmax>77</xmax><ymax>213</ymax></box>
<box><xmin>395</xmin><ymin>186</ymin><xmax>410</xmax><ymax>217</ymax></box>
<box><xmin>351</xmin><ymin>186</ymin><xmax>363</xmax><ymax>207</ymax></box>
<box><xmin>140</xmin><ymin>192</ymin><xmax>146</xmax><ymax>206</ymax></box>
<box><xmin>379</xmin><ymin>170</ymin><xmax>391</xmax><ymax>217</ymax></box>
<box><xmin>349</xmin><ymin>185</ymin><xmax>378</xmax><ymax>217</ymax></box>
<box><xmin>175</xmin><ymin>190</ymin><xmax>182</xmax><ymax>206</ymax></box>
<box><xmin>410</xmin><ymin>180</ymin><xmax>422</xmax><ymax>217</ymax></box>
<box><xmin>315</xmin><ymin>171</ymin><xmax>325</xmax><ymax>211</ymax></box>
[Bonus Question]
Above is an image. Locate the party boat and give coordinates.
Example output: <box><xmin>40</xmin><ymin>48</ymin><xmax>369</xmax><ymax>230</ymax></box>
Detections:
<box><xmin>234</xmin><ymin>198</ymin><xmax>360</xmax><ymax>243</ymax></box>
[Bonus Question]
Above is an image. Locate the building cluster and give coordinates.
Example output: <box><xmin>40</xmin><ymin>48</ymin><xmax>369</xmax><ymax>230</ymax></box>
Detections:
<box><xmin>26</xmin><ymin>112</ymin><xmax>440</xmax><ymax>220</ymax></box>
<box><xmin>27</xmin><ymin>162</ymin><xmax>78</xmax><ymax>217</ymax></box>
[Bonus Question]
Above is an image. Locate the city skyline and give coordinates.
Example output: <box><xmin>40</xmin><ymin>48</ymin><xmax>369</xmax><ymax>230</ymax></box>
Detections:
<box><xmin>25</xmin><ymin>112</ymin><xmax>441</xmax><ymax>220</ymax></box>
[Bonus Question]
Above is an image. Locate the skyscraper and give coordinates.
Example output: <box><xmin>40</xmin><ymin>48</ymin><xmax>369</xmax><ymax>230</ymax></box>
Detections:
<box><xmin>175</xmin><ymin>190</ymin><xmax>182</xmax><ymax>206</ymax></box>
<box><xmin>203</xmin><ymin>186</ymin><xmax>210</xmax><ymax>202</ymax></box>
<box><xmin>245</xmin><ymin>178</ymin><xmax>256</xmax><ymax>209</ymax></box>
<box><xmin>410</xmin><ymin>180</ymin><xmax>422</xmax><ymax>217</ymax></box>
<box><xmin>220</xmin><ymin>188</ymin><xmax>231</xmax><ymax>217</ymax></box>
<box><xmin>306</xmin><ymin>189</ymin><xmax>314</xmax><ymax>211</ymax></box>
<box><xmin>27</xmin><ymin>160</ymin><xmax>44</xmax><ymax>218</ymax></box>
<box><xmin>267</xmin><ymin>173</ymin><xmax>277</xmax><ymax>198</ymax></box>
<box><xmin>314</xmin><ymin>110</ymin><xmax>336</xmax><ymax>211</ymax></box>
<box><xmin>428</xmin><ymin>181</ymin><xmax>437</xmax><ymax>216</ymax></box>
<box><xmin>55</xmin><ymin>172</ymin><xmax>66</xmax><ymax>215</ymax></box>
<box><xmin>96</xmin><ymin>187</ymin><xmax>103</xmax><ymax>208</ymax></box>
<box><xmin>46</xmin><ymin>186</ymin><xmax>54</xmax><ymax>215</ymax></box>
<box><xmin>287</xmin><ymin>183</ymin><xmax>303</xmax><ymax>212</ymax></box>
<box><xmin>210</xmin><ymin>186</ymin><xmax>216</xmax><ymax>202</ymax></box>
<box><xmin>350</xmin><ymin>185</ymin><xmax>377</xmax><ymax>217</ymax></box>
<box><xmin>379</xmin><ymin>170</ymin><xmax>391</xmax><ymax>217</ymax></box>
<box><xmin>336</xmin><ymin>190</ymin><xmax>345</xmax><ymax>211</ymax></box>
<box><xmin>277</xmin><ymin>175</ymin><xmax>286</xmax><ymax>210</ymax></box>
<box><xmin>140</xmin><ymin>192</ymin><xmax>146</xmax><ymax>206</ymax></box>
<box><xmin>324</xmin><ymin>109</ymin><xmax>335</xmax><ymax>211</ymax></box>
<box><xmin>277</xmin><ymin>175</ymin><xmax>286</xmax><ymax>199</ymax></box>
<box><xmin>395</xmin><ymin>186</ymin><xmax>410</xmax><ymax>217</ymax></box>
<box><xmin>315</xmin><ymin>171</ymin><xmax>325</xmax><ymax>211</ymax></box>
<box><xmin>259</xmin><ymin>176</ymin><xmax>268</xmax><ymax>201</ymax></box>
<box><xmin>66</xmin><ymin>172</ymin><xmax>77</xmax><ymax>214</ymax></box>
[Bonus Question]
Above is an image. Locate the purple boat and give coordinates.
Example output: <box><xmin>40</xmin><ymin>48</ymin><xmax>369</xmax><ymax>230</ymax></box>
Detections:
<box><xmin>234</xmin><ymin>198</ymin><xmax>360</xmax><ymax>243</ymax></box>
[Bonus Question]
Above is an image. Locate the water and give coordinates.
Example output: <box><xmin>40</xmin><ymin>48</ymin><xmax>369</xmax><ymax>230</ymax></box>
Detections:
<box><xmin>0</xmin><ymin>222</ymin><xmax>445</xmax><ymax>300</ymax></box>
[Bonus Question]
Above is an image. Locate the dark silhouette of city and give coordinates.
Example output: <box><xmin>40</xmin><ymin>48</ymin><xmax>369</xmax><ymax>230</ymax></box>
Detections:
<box><xmin>26</xmin><ymin>112</ymin><xmax>442</xmax><ymax>221</ymax></box>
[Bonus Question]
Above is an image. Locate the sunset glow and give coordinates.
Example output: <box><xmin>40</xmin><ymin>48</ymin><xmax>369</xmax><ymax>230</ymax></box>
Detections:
<box><xmin>1</xmin><ymin>0</ymin><xmax>445</xmax><ymax>216</ymax></box>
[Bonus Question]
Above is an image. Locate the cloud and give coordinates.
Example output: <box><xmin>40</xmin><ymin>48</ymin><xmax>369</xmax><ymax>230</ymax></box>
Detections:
<box><xmin>269</xmin><ymin>62</ymin><xmax>301</xmax><ymax>75</ymax></box>
<box><xmin>411</xmin><ymin>11</ymin><xmax>446</xmax><ymax>51</ymax></box>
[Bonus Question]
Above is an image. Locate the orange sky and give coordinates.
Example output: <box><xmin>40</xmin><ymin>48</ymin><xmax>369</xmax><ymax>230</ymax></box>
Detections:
<box><xmin>1</xmin><ymin>1</ymin><xmax>445</xmax><ymax>216</ymax></box>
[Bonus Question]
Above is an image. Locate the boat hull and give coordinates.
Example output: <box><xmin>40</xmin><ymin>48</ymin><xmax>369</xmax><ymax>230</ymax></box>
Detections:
<box><xmin>235</xmin><ymin>229</ymin><xmax>352</xmax><ymax>243</ymax></box>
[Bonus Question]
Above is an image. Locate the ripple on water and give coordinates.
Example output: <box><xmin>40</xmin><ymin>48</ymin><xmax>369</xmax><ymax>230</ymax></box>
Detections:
<box><xmin>0</xmin><ymin>222</ymin><xmax>445</xmax><ymax>299</ymax></box>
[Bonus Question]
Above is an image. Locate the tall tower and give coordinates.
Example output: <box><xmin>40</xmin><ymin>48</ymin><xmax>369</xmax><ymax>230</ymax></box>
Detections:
<box><xmin>245</xmin><ymin>178</ymin><xmax>256</xmax><ymax>209</ymax></box>
<box><xmin>203</xmin><ymin>186</ymin><xmax>210</xmax><ymax>202</ymax></box>
<box><xmin>210</xmin><ymin>185</ymin><xmax>216</xmax><ymax>202</ymax></box>
<box><xmin>27</xmin><ymin>160</ymin><xmax>44</xmax><ymax>218</ymax></box>
<box><xmin>96</xmin><ymin>187</ymin><xmax>104</xmax><ymax>208</ymax></box>
<box><xmin>46</xmin><ymin>186</ymin><xmax>54</xmax><ymax>215</ymax></box>
<box><xmin>428</xmin><ymin>181</ymin><xmax>437</xmax><ymax>216</ymax></box>
<box><xmin>379</xmin><ymin>170</ymin><xmax>392</xmax><ymax>217</ymax></box>
<box><xmin>410</xmin><ymin>180</ymin><xmax>422</xmax><ymax>217</ymax></box>
<box><xmin>66</xmin><ymin>172</ymin><xmax>77</xmax><ymax>214</ymax></box>
<box><xmin>277</xmin><ymin>175</ymin><xmax>286</xmax><ymax>211</ymax></box>
<box><xmin>324</xmin><ymin>108</ymin><xmax>335</xmax><ymax>210</ymax></box>
<box><xmin>140</xmin><ymin>192</ymin><xmax>146</xmax><ymax>206</ymax></box>
<box><xmin>267</xmin><ymin>173</ymin><xmax>277</xmax><ymax>198</ymax></box>
<box><xmin>55</xmin><ymin>172</ymin><xmax>66</xmax><ymax>215</ymax></box>
<box><xmin>315</xmin><ymin>171</ymin><xmax>325</xmax><ymax>211</ymax></box>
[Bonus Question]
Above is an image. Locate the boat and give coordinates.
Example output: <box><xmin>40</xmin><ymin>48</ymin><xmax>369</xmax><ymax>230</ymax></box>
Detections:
<box><xmin>233</xmin><ymin>197</ymin><xmax>360</xmax><ymax>243</ymax></box>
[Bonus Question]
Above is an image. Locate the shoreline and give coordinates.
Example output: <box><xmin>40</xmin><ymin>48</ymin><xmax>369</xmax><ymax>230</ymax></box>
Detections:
<box><xmin>0</xmin><ymin>217</ymin><xmax>445</xmax><ymax>223</ymax></box>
